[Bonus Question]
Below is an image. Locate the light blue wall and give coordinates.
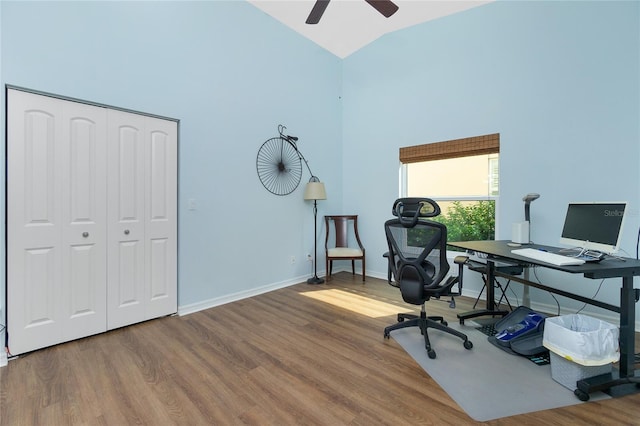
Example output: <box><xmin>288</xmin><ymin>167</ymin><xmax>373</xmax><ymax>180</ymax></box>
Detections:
<box><xmin>342</xmin><ymin>1</ymin><xmax>640</xmax><ymax>319</ymax></box>
<box><xmin>1</xmin><ymin>1</ymin><xmax>639</xmax><ymax>329</ymax></box>
<box><xmin>0</xmin><ymin>1</ymin><xmax>343</xmax><ymax>319</ymax></box>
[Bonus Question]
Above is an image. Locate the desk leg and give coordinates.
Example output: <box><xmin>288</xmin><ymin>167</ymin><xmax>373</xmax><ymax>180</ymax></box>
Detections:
<box><xmin>457</xmin><ymin>260</ymin><xmax>510</xmax><ymax>324</ymax></box>
<box><xmin>619</xmin><ymin>276</ymin><xmax>637</xmax><ymax>378</ymax></box>
<box><xmin>575</xmin><ymin>275</ymin><xmax>640</xmax><ymax>400</ymax></box>
<box><xmin>522</xmin><ymin>267</ymin><xmax>532</xmax><ymax>308</ymax></box>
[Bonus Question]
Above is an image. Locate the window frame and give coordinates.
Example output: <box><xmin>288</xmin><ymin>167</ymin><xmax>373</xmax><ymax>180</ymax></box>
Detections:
<box><xmin>399</xmin><ymin>133</ymin><xmax>501</xmax><ymax>245</ymax></box>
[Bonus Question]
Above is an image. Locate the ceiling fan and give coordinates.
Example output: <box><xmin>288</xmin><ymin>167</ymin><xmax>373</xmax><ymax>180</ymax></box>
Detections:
<box><xmin>305</xmin><ymin>0</ymin><xmax>399</xmax><ymax>25</ymax></box>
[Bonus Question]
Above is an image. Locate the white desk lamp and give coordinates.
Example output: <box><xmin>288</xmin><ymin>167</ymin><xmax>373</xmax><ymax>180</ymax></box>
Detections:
<box><xmin>522</xmin><ymin>193</ymin><xmax>540</xmax><ymax>307</ymax></box>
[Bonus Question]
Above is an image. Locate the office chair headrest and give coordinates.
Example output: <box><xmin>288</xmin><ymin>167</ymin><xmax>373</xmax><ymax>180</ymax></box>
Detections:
<box><xmin>392</xmin><ymin>198</ymin><xmax>441</xmax><ymax>228</ymax></box>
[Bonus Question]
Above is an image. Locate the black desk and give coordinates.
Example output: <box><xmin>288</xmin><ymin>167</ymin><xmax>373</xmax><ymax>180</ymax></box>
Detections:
<box><xmin>449</xmin><ymin>240</ymin><xmax>640</xmax><ymax>400</ymax></box>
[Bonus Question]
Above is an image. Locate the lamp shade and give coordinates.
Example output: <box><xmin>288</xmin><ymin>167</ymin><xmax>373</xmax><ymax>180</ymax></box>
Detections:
<box><xmin>303</xmin><ymin>181</ymin><xmax>327</xmax><ymax>201</ymax></box>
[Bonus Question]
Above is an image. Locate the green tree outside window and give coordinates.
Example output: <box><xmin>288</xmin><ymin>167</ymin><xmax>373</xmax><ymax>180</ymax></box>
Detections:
<box><xmin>434</xmin><ymin>200</ymin><xmax>495</xmax><ymax>243</ymax></box>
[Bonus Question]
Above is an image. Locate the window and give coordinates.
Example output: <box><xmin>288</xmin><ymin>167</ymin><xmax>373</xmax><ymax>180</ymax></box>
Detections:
<box><xmin>399</xmin><ymin>134</ymin><xmax>499</xmax><ymax>243</ymax></box>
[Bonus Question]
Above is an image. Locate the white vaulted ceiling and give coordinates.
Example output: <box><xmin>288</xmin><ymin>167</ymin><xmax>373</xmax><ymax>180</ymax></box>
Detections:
<box><xmin>248</xmin><ymin>0</ymin><xmax>493</xmax><ymax>58</ymax></box>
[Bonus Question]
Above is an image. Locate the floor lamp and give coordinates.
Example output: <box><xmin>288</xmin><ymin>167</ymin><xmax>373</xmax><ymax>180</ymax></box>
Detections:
<box><xmin>522</xmin><ymin>193</ymin><xmax>540</xmax><ymax>307</ymax></box>
<box><xmin>304</xmin><ymin>177</ymin><xmax>327</xmax><ymax>284</ymax></box>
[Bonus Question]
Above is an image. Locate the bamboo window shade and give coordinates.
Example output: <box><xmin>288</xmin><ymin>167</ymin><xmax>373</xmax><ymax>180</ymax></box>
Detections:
<box><xmin>399</xmin><ymin>133</ymin><xmax>499</xmax><ymax>164</ymax></box>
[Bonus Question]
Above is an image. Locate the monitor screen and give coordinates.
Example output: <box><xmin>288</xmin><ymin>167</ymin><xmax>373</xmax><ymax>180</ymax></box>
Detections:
<box><xmin>559</xmin><ymin>202</ymin><xmax>627</xmax><ymax>254</ymax></box>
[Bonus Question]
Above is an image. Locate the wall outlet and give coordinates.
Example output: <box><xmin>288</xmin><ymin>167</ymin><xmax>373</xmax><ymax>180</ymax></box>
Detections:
<box><xmin>290</xmin><ymin>256</ymin><xmax>296</xmax><ymax>264</ymax></box>
<box><xmin>307</xmin><ymin>254</ymin><xmax>313</xmax><ymax>262</ymax></box>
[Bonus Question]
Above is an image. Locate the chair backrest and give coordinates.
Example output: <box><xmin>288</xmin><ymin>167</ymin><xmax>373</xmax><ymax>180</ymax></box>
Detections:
<box><xmin>391</xmin><ymin>197</ymin><xmax>440</xmax><ymax>225</ymax></box>
<box><xmin>384</xmin><ymin>198</ymin><xmax>450</xmax><ymax>305</ymax></box>
<box><xmin>325</xmin><ymin>215</ymin><xmax>363</xmax><ymax>249</ymax></box>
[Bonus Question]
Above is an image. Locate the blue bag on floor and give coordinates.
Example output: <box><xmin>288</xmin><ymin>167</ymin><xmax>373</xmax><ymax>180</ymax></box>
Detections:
<box><xmin>488</xmin><ymin>306</ymin><xmax>547</xmax><ymax>356</ymax></box>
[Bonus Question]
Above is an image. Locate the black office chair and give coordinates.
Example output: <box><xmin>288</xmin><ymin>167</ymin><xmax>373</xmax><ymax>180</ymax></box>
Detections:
<box><xmin>383</xmin><ymin>198</ymin><xmax>473</xmax><ymax>359</ymax></box>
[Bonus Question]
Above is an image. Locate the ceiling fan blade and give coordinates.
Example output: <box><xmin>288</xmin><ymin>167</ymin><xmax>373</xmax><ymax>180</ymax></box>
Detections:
<box><xmin>306</xmin><ymin>0</ymin><xmax>331</xmax><ymax>24</ymax></box>
<box><xmin>364</xmin><ymin>0</ymin><xmax>399</xmax><ymax>18</ymax></box>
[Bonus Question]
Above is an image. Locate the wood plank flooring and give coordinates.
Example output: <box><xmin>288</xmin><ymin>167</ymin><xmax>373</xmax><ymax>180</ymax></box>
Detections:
<box><xmin>1</xmin><ymin>272</ymin><xmax>639</xmax><ymax>425</ymax></box>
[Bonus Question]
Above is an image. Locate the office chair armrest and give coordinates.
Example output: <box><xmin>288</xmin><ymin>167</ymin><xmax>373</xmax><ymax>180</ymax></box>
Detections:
<box><xmin>428</xmin><ymin>256</ymin><xmax>468</xmax><ymax>299</ymax></box>
<box><xmin>383</xmin><ymin>251</ymin><xmax>399</xmax><ymax>287</ymax></box>
<box><xmin>431</xmin><ymin>256</ymin><xmax>470</xmax><ymax>300</ymax></box>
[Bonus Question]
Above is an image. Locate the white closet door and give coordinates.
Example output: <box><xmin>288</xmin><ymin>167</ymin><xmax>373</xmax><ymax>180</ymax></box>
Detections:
<box><xmin>8</xmin><ymin>90</ymin><xmax>64</xmax><ymax>354</ymax></box>
<box><xmin>106</xmin><ymin>112</ymin><xmax>177</xmax><ymax>328</ymax></box>
<box><xmin>144</xmin><ymin>117</ymin><xmax>178</xmax><ymax>320</ymax></box>
<box><xmin>60</xmin><ymin>101</ymin><xmax>108</xmax><ymax>341</ymax></box>
<box><xmin>8</xmin><ymin>89</ymin><xmax>177</xmax><ymax>353</ymax></box>
<box><xmin>7</xmin><ymin>89</ymin><xmax>108</xmax><ymax>354</ymax></box>
<box><xmin>107</xmin><ymin>110</ymin><xmax>147</xmax><ymax>329</ymax></box>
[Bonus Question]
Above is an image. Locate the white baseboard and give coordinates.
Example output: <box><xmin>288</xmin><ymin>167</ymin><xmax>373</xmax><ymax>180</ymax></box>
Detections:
<box><xmin>178</xmin><ymin>270</ymin><xmax>640</xmax><ymax>332</ymax></box>
<box><xmin>178</xmin><ymin>275</ymin><xmax>306</xmax><ymax>316</ymax></box>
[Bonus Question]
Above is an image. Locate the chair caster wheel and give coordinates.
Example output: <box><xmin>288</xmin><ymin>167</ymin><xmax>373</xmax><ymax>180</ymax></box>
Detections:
<box><xmin>427</xmin><ymin>350</ymin><xmax>436</xmax><ymax>359</ymax></box>
<box><xmin>383</xmin><ymin>331</ymin><xmax>390</xmax><ymax>339</ymax></box>
<box><xmin>442</xmin><ymin>320</ymin><xmax>448</xmax><ymax>326</ymax></box>
<box><xmin>464</xmin><ymin>340</ymin><xmax>473</xmax><ymax>350</ymax></box>
<box><xmin>574</xmin><ymin>389</ymin><xmax>590</xmax><ymax>401</ymax></box>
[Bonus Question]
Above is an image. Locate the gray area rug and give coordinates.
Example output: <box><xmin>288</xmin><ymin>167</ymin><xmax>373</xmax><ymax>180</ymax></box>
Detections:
<box><xmin>391</xmin><ymin>322</ymin><xmax>609</xmax><ymax>422</ymax></box>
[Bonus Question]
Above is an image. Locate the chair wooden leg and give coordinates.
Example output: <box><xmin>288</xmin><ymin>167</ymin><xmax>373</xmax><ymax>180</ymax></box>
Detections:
<box><xmin>324</xmin><ymin>258</ymin><xmax>366</xmax><ymax>281</ymax></box>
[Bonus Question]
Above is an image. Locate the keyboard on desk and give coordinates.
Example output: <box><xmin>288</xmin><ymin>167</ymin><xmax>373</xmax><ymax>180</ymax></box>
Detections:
<box><xmin>511</xmin><ymin>248</ymin><xmax>585</xmax><ymax>266</ymax></box>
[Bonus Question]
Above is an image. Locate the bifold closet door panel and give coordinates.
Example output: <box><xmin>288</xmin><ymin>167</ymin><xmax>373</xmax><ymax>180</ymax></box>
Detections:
<box><xmin>60</xmin><ymin>100</ymin><xmax>108</xmax><ymax>341</ymax></box>
<box><xmin>8</xmin><ymin>91</ymin><xmax>64</xmax><ymax>354</ymax></box>
<box><xmin>144</xmin><ymin>116</ymin><xmax>178</xmax><ymax>321</ymax></box>
<box><xmin>107</xmin><ymin>109</ymin><xmax>147</xmax><ymax>329</ymax></box>
<box><xmin>7</xmin><ymin>89</ymin><xmax>108</xmax><ymax>355</ymax></box>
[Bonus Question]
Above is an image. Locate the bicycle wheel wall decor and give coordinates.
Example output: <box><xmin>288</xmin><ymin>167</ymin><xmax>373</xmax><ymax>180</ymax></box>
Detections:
<box><xmin>256</xmin><ymin>136</ymin><xmax>303</xmax><ymax>196</ymax></box>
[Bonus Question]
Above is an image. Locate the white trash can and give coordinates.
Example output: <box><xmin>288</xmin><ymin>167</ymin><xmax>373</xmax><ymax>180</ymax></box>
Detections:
<box><xmin>542</xmin><ymin>314</ymin><xmax>619</xmax><ymax>390</ymax></box>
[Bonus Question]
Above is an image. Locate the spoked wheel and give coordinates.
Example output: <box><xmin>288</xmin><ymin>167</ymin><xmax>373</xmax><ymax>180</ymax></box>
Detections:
<box><xmin>256</xmin><ymin>136</ymin><xmax>302</xmax><ymax>196</ymax></box>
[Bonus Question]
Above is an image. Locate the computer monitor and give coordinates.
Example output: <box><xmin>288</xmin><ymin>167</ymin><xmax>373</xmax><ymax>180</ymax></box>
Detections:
<box><xmin>559</xmin><ymin>202</ymin><xmax>627</xmax><ymax>254</ymax></box>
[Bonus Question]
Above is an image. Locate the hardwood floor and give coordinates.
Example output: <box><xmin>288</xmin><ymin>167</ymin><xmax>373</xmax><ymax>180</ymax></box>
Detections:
<box><xmin>1</xmin><ymin>272</ymin><xmax>639</xmax><ymax>425</ymax></box>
